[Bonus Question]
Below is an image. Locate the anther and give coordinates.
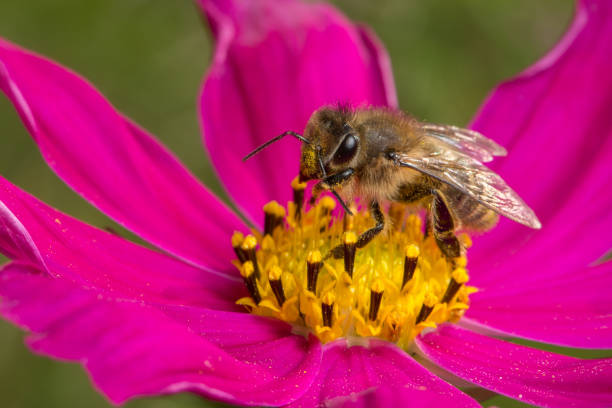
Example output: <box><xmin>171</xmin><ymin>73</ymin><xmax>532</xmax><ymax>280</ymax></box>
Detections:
<box><xmin>416</xmin><ymin>292</ymin><xmax>438</xmax><ymax>324</ymax></box>
<box><xmin>454</xmin><ymin>256</ymin><xmax>467</xmax><ymax>268</ymax></box>
<box><xmin>403</xmin><ymin>244</ymin><xmax>420</xmax><ymax>288</ymax></box>
<box><xmin>241</xmin><ymin>235</ymin><xmax>261</xmax><ymax>279</ymax></box>
<box><xmin>291</xmin><ymin>176</ymin><xmax>307</xmax><ymax>221</ymax></box>
<box><xmin>441</xmin><ymin>268</ymin><xmax>469</xmax><ymax>304</ymax></box>
<box><xmin>368</xmin><ymin>279</ymin><xmax>385</xmax><ymax>321</ymax></box>
<box><xmin>343</xmin><ymin>231</ymin><xmax>357</xmax><ymax>278</ymax></box>
<box><xmin>231</xmin><ymin>232</ymin><xmax>248</xmax><ymax>263</ymax></box>
<box><xmin>321</xmin><ymin>292</ymin><xmax>335</xmax><ymax>327</ymax></box>
<box><xmin>240</xmin><ymin>261</ymin><xmax>261</xmax><ymax>304</ymax></box>
<box><xmin>306</xmin><ymin>250</ymin><xmax>323</xmax><ymax>293</ymax></box>
<box><xmin>318</xmin><ymin>196</ymin><xmax>336</xmax><ymax>217</ymax></box>
<box><xmin>263</xmin><ymin>201</ymin><xmax>286</xmax><ymax>236</ymax></box>
<box><xmin>268</xmin><ymin>265</ymin><xmax>286</xmax><ymax>306</ymax></box>
<box><xmin>459</xmin><ymin>233</ymin><xmax>473</xmax><ymax>249</ymax></box>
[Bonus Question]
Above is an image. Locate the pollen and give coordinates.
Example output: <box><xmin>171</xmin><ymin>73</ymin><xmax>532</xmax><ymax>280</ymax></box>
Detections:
<box><xmin>232</xmin><ymin>176</ymin><xmax>476</xmax><ymax>349</ymax></box>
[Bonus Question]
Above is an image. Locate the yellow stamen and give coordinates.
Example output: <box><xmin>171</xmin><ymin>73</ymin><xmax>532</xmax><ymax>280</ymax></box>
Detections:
<box><xmin>231</xmin><ymin>232</ymin><xmax>247</xmax><ymax>263</ymax></box>
<box><xmin>454</xmin><ymin>256</ymin><xmax>468</xmax><ymax>268</ymax></box>
<box><xmin>307</xmin><ymin>250</ymin><xmax>322</xmax><ymax>264</ymax></box>
<box><xmin>441</xmin><ymin>267</ymin><xmax>469</xmax><ymax>304</ymax></box>
<box><xmin>291</xmin><ymin>176</ymin><xmax>307</xmax><ymax>222</ymax></box>
<box><xmin>232</xmin><ymin>231</ymin><xmax>244</xmax><ymax>248</ymax></box>
<box><xmin>268</xmin><ymin>265</ymin><xmax>282</xmax><ymax>281</ymax></box>
<box><xmin>241</xmin><ymin>234</ymin><xmax>261</xmax><ymax>279</ymax></box>
<box><xmin>321</xmin><ymin>291</ymin><xmax>335</xmax><ymax>328</ymax></box>
<box><xmin>424</xmin><ymin>292</ymin><xmax>439</xmax><ymax>308</ymax></box>
<box><xmin>452</xmin><ymin>267</ymin><xmax>469</xmax><ymax>284</ymax></box>
<box><xmin>241</xmin><ymin>234</ymin><xmax>257</xmax><ymax>251</ymax></box>
<box><xmin>416</xmin><ymin>292</ymin><xmax>438</xmax><ymax>324</ymax></box>
<box><xmin>306</xmin><ymin>250</ymin><xmax>323</xmax><ymax>293</ymax></box>
<box><xmin>263</xmin><ymin>201</ymin><xmax>286</xmax><ymax>236</ymax></box>
<box><xmin>240</xmin><ymin>261</ymin><xmax>261</xmax><ymax>304</ymax></box>
<box><xmin>459</xmin><ymin>233</ymin><xmax>473</xmax><ymax>249</ymax></box>
<box><xmin>371</xmin><ymin>278</ymin><xmax>385</xmax><ymax>293</ymax></box>
<box><xmin>268</xmin><ymin>265</ymin><xmax>285</xmax><ymax>306</ymax></box>
<box><xmin>369</xmin><ymin>279</ymin><xmax>385</xmax><ymax>321</ymax></box>
<box><xmin>343</xmin><ymin>231</ymin><xmax>357</xmax><ymax>278</ymax></box>
<box><xmin>263</xmin><ymin>200</ymin><xmax>286</xmax><ymax>218</ymax></box>
<box><xmin>291</xmin><ymin>176</ymin><xmax>307</xmax><ymax>191</ymax></box>
<box><xmin>403</xmin><ymin>244</ymin><xmax>420</xmax><ymax>288</ymax></box>
<box><xmin>231</xmin><ymin>189</ymin><xmax>476</xmax><ymax>350</ymax></box>
<box><xmin>343</xmin><ymin>230</ymin><xmax>357</xmax><ymax>245</ymax></box>
<box><xmin>240</xmin><ymin>261</ymin><xmax>254</xmax><ymax>278</ymax></box>
<box><xmin>319</xmin><ymin>196</ymin><xmax>336</xmax><ymax>214</ymax></box>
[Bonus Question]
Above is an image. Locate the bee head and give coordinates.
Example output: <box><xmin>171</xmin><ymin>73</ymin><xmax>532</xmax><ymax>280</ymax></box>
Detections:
<box><xmin>299</xmin><ymin>106</ymin><xmax>360</xmax><ymax>182</ymax></box>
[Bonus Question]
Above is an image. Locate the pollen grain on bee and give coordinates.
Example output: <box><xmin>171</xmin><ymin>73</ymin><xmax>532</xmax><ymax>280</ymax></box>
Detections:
<box><xmin>232</xmin><ymin>176</ymin><xmax>476</xmax><ymax>348</ymax></box>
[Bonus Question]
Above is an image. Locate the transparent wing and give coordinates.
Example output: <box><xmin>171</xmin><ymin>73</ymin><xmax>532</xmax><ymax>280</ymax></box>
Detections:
<box><xmin>419</xmin><ymin>123</ymin><xmax>507</xmax><ymax>163</ymax></box>
<box><xmin>390</xmin><ymin>142</ymin><xmax>541</xmax><ymax>229</ymax></box>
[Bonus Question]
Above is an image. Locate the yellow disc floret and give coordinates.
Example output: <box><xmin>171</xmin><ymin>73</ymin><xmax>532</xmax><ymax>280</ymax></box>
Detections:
<box><xmin>230</xmin><ymin>183</ymin><xmax>476</xmax><ymax>349</ymax></box>
<box><xmin>405</xmin><ymin>243</ymin><xmax>420</xmax><ymax>259</ymax></box>
<box><xmin>452</xmin><ymin>267</ymin><xmax>469</xmax><ymax>284</ymax></box>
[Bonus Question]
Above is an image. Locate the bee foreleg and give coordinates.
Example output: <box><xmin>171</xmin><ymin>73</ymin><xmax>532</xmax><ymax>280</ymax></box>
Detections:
<box><xmin>327</xmin><ymin>200</ymin><xmax>384</xmax><ymax>259</ymax></box>
<box><xmin>309</xmin><ymin>182</ymin><xmax>325</xmax><ymax>205</ymax></box>
<box><xmin>308</xmin><ymin>168</ymin><xmax>355</xmax><ymax>205</ymax></box>
<box><xmin>431</xmin><ymin>190</ymin><xmax>461</xmax><ymax>259</ymax></box>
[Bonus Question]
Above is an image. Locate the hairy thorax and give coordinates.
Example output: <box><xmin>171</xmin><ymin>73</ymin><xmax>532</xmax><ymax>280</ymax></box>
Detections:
<box><xmin>354</xmin><ymin>157</ymin><xmax>423</xmax><ymax>204</ymax></box>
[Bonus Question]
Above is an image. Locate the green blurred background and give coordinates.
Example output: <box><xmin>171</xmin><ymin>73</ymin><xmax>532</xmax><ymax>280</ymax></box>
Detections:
<box><xmin>1</xmin><ymin>1</ymin><xmax>604</xmax><ymax>407</ymax></box>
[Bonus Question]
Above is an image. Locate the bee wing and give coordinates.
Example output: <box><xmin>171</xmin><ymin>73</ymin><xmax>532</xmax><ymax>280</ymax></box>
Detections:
<box><xmin>419</xmin><ymin>123</ymin><xmax>507</xmax><ymax>163</ymax></box>
<box><xmin>391</xmin><ymin>144</ymin><xmax>541</xmax><ymax>229</ymax></box>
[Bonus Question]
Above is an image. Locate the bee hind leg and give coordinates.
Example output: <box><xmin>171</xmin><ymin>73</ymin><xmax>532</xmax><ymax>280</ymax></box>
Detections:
<box><xmin>431</xmin><ymin>190</ymin><xmax>461</xmax><ymax>259</ymax></box>
<box><xmin>329</xmin><ymin>201</ymin><xmax>384</xmax><ymax>259</ymax></box>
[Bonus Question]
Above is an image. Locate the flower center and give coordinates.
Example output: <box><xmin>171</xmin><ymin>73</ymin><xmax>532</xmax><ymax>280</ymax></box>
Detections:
<box><xmin>231</xmin><ymin>177</ymin><xmax>476</xmax><ymax>349</ymax></box>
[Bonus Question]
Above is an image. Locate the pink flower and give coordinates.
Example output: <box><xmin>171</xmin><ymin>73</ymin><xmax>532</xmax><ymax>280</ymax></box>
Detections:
<box><xmin>0</xmin><ymin>0</ymin><xmax>611</xmax><ymax>407</ymax></box>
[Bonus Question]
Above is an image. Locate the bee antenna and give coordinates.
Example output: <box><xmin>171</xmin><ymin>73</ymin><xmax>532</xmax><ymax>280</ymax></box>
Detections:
<box><xmin>243</xmin><ymin>131</ymin><xmax>310</xmax><ymax>161</ymax></box>
<box><xmin>315</xmin><ymin>145</ymin><xmax>354</xmax><ymax>216</ymax></box>
<box><xmin>331</xmin><ymin>189</ymin><xmax>353</xmax><ymax>216</ymax></box>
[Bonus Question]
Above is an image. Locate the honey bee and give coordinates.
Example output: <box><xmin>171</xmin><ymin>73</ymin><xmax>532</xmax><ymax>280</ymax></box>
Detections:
<box><xmin>244</xmin><ymin>106</ymin><xmax>541</xmax><ymax>259</ymax></box>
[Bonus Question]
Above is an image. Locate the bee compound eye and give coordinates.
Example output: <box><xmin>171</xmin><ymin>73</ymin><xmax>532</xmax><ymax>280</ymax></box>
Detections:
<box><xmin>333</xmin><ymin>134</ymin><xmax>358</xmax><ymax>164</ymax></box>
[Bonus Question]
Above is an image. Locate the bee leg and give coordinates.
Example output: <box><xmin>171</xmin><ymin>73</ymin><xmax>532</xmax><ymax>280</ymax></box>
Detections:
<box><xmin>309</xmin><ymin>168</ymin><xmax>355</xmax><ymax>207</ymax></box>
<box><xmin>431</xmin><ymin>190</ymin><xmax>461</xmax><ymax>259</ymax></box>
<box><xmin>357</xmin><ymin>201</ymin><xmax>385</xmax><ymax>248</ymax></box>
<box><xmin>309</xmin><ymin>182</ymin><xmax>325</xmax><ymax>205</ymax></box>
<box><xmin>328</xmin><ymin>201</ymin><xmax>384</xmax><ymax>259</ymax></box>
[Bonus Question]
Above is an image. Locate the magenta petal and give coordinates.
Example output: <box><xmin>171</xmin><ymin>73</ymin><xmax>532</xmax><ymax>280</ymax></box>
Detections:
<box><xmin>0</xmin><ymin>262</ymin><xmax>321</xmax><ymax>406</ymax></box>
<box><xmin>288</xmin><ymin>339</ymin><xmax>479</xmax><ymax>408</ymax></box>
<box><xmin>159</xmin><ymin>305</ymin><xmax>323</xmax><ymax>374</ymax></box>
<box><xmin>466</xmin><ymin>261</ymin><xmax>612</xmax><ymax>349</ymax></box>
<box><xmin>467</xmin><ymin>0</ymin><xmax>612</xmax><ymax>286</ymax></box>
<box><xmin>198</xmin><ymin>0</ymin><xmax>397</xmax><ymax>226</ymax></box>
<box><xmin>0</xmin><ymin>38</ymin><xmax>245</xmax><ymax>271</ymax></box>
<box><xmin>0</xmin><ymin>175</ymin><xmax>244</xmax><ymax>310</ymax></box>
<box><xmin>333</xmin><ymin>385</ymin><xmax>478</xmax><ymax>408</ymax></box>
<box><xmin>416</xmin><ymin>325</ymin><xmax>612</xmax><ymax>408</ymax></box>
